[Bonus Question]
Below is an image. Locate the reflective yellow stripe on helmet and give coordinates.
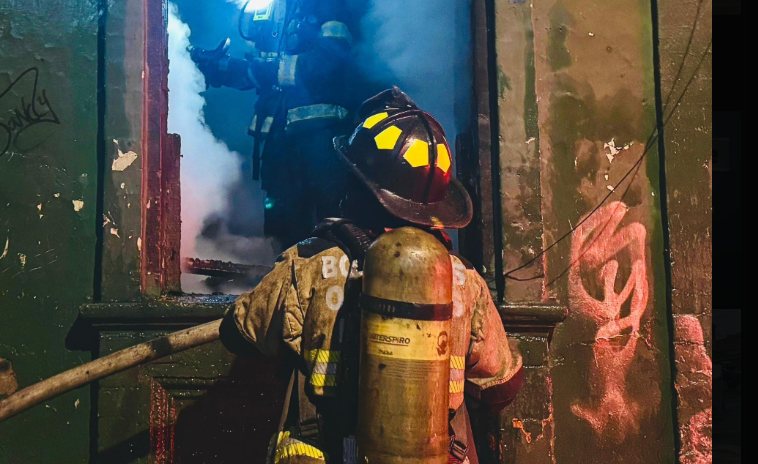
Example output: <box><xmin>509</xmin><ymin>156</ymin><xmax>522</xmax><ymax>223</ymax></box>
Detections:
<box><xmin>403</xmin><ymin>139</ymin><xmax>430</xmax><ymax>167</ymax></box>
<box><xmin>374</xmin><ymin>126</ymin><xmax>402</xmax><ymax>150</ymax></box>
<box><xmin>363</xmin><ymin>112</ymin><xmax>388</xmax><ymax>129</ymax></box>
<box><xmin>436</xmin><ymin>144</ymin><xmax>451</xmax><ymax>173</ymax></box>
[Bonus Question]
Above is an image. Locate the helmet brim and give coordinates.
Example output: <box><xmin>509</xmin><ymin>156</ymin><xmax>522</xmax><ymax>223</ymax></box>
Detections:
<box><xmin>334</xmin><ymin>135</ymin><xmax>474</xmax><ymax>229</ymax></box>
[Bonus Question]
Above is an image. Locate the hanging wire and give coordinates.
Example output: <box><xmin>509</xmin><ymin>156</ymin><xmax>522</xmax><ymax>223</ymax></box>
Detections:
<box><xmin>502</xmin><ymin>0</ymin><xmax>711</xmax><ymax>287</ymax></box>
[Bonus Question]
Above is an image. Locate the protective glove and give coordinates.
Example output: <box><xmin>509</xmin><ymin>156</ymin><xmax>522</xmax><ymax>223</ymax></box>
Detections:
<box><xmin>188</xmin><ymin>38</ymin><xmax>231</xmax><ymax>88</ymax></box>
<box><xmin>250</xmin><ymin>57</ymin><xmax>279</xmax><ymax>90</ymax></box>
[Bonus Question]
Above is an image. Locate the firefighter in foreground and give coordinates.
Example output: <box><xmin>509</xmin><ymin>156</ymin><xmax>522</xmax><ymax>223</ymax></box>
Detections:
<box><xmin>219</xmin><ymin>88</ymin><xmax>524</xmax><ymax>463</ymax></box>
<box><xmin>190</xmin><ymin>0</ymin><xmax>361</xmax><ymax>248</ymax></box>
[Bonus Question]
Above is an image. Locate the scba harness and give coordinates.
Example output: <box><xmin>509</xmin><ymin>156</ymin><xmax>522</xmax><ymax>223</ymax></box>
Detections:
<box><xmin>267</xmin><ymin>220</ymin><xmax>472</xmax><ymax>464</ymax></box>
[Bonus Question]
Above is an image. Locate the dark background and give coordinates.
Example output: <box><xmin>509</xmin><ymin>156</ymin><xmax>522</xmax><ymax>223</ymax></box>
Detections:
<box><xmin>711</xmin><ymin>1</ymin><xmax>743</xmax><ymax>462</ymax></box>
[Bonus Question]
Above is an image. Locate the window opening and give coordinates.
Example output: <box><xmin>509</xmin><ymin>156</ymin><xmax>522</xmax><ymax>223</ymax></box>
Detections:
<box><xmin>161</xmin><ymin>0</ymin><xmax>473</xmax><ymax>295</ymax></box>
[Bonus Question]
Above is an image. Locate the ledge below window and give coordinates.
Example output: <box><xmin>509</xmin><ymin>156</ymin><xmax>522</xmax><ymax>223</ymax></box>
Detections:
<box><xmin>78</xmin><ymin>295</ymin><xmax>235</xmax><ymax>331</ymax></box>
<box><xmin>499</xmin><ymin>303</ymin><xmax>568</xmax><ymax>333</ymax></box>
<box><xmin>79</xmin><ymin>296</ymin><xmax>567</xmax><ymax>334</ymax></box>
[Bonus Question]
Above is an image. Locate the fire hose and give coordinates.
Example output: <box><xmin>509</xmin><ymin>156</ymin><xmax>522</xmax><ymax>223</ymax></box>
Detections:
<box><xmin>0</xmin><ymin>318</ymin><xmax>222</xmax><ymax>422</ymax></box>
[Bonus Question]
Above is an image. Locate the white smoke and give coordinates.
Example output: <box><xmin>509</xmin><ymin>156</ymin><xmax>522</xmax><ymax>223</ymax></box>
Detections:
<box><xmin>168</xmin><ymin>3</ymin><xmax>276</xmax><ymax>293</ymax></box>
<box><xmin>354</xmin><ymin>0</ymin><xmax>471</xmax><ymax>140</ymax></box>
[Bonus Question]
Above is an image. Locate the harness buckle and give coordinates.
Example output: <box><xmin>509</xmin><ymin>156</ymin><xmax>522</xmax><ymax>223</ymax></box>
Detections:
<box><xmin>298</xmin><ymin>414</ymin><xmax>323</xmax><ymax>446</ymax></box>
<box><xmin>449</xmin><ymin>435</ymin><xmax>468</xmax><ymax>461</ymax></box>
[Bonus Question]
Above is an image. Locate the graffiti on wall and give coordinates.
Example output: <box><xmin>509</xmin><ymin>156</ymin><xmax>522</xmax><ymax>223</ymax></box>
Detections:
<box><xmin>675</xmin><ymin>315</ymin><xmax>712</xmax><ymax>464</ymax></box>
<box><xmin>1</xmin><ymin>67</ymin><xmax>60</xmax><ymax>159</ymax></box>
<box><xmin>568</xmin><ymin>201</ymin><xmax>657</xmax><ymax>443</ymax></box>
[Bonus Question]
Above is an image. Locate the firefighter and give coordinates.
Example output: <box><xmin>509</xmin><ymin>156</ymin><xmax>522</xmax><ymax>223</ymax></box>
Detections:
<box><xmin>189</xmin><ymin>0</ymin><xmax>362</xmax><ymax>248</ymax></box>
<box><xmin>219</xmin><ymin>88</ymin><xmax>524</xmax><ymax>463</ymax></box>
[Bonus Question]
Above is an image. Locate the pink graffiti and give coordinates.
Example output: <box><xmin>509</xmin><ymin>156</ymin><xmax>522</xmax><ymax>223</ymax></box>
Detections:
<box><xmin>568</xmin><ymin>201</ymin><xmax>652</xmax><ymax>442</ymax></box>
<box><xmin>675</xmin><ymin>315</ymin><xmax>712</xmax><ymax>464</ymax></box>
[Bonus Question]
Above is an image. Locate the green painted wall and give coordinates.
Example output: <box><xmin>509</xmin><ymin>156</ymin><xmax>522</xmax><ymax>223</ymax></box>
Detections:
<box><xmin>0</xmin><ymin>1</ymin><xmax>99</xmax><ymax>462</ymax></box>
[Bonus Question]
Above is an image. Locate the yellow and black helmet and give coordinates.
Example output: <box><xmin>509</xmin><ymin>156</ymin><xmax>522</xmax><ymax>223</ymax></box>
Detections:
<box><xmin>333</xmin><ymin>87</ymin><xmax>473</xmax><ymax>229</ymax></box>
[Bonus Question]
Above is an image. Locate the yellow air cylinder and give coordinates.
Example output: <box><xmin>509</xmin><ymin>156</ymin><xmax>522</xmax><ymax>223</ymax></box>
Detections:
<box><xmin>356</xmin><ymin>227</ymin><xmax>453</xmax><ymax>464</ymax></box>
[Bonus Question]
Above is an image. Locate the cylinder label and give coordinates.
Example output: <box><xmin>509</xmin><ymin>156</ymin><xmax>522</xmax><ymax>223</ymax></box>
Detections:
<box><xmin>362</xmin><ymin>312</ymin><xmax>451</xmax><ymax>361</ymax></box>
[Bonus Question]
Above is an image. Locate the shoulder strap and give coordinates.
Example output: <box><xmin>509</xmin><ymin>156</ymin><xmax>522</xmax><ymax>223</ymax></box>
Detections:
<box><xmin>311</xmin><ymin>219</ymin><xmax>375</xmax><ymax>266</ymax></box>
<box><xmin>267</xmin><ymin>369</ymin><xmax>297</xmax><ymax>464</ymax></box>
<box><xmin>449</xmin><ymin>400</ymin><xmax>479</xmax><ymax>464</ymax></box>
<box><xmin>296</xmin><ymin>369</ymin><xmax>323</xmax><ymax>447</ymax></box>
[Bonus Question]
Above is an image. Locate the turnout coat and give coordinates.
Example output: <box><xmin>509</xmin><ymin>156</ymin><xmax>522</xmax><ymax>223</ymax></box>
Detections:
<box><xmin>223</xmin><ymin>230</ymin><xmax>524</xmax><ymax>463</ymax></box>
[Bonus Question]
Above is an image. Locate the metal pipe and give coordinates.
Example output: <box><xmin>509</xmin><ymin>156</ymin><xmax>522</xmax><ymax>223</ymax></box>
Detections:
<box><xmin>0</xmin><ymin>319</ymin><xmax>222</xmax><ymax>422</ymax></box>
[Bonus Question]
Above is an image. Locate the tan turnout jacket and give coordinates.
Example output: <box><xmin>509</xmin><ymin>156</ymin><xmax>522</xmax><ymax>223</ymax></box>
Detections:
<box><xmin>230</xmin><ymin>236</ymin><xmax>523</xmax><ymax>462</ymax></box>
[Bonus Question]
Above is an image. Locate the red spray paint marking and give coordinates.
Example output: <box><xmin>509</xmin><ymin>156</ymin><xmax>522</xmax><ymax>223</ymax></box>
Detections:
<box><xmin>150</xmin><ymin>379</ymin><xmax>176</xmax><ymax>464</ymax></box>
<box><xmin>675</xmin><ymin>315</ymin><xmax>712</xmax><ymax>464</ymax></box>
<box><xmin>568</xmin><ymin>201</ymin><xmax>653</xmax><ymax>442</ymax></box>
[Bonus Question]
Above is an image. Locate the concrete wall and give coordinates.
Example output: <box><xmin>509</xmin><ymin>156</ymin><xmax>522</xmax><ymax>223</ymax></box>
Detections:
<box><xmin>0</xmin><ymin>1</ymin><xmax>99</xmax><ymax>462</ymax></box>
<box><xmin>483</xmin><ymin>0</ymin><xmax>711</xmax><ymax>462</ymax></box>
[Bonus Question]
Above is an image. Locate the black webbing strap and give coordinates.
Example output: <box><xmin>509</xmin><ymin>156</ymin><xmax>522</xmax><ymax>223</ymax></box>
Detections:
<box><xmin>450</xmin><ymin>401</ymin><xmax>479</xmax><ymax>464</ymax></box>
<box><xmin>267</xmin><ymin>369</ymin><xmax>296</xmax><ymax>464</ymax></box>
<box><xmin>311</xmin><ymin>219</ymin><xmax>374</xmax><ymax>266</ymax></box>
<box><xmin>297</xmin><ymin>369</ymin><xmax>322</xmax><ymax>447</ymax></box>
<box><xmin>449</xmin><ymin>403</ymin><xmax>469</xmax><ymax>462</ymax></box>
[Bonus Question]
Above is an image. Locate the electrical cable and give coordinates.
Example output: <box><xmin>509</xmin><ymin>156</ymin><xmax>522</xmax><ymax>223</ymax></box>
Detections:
<box><xmin>502</xmin><ymin>2</ymin><xmax>711</xmax><ymax>287</ymax></box>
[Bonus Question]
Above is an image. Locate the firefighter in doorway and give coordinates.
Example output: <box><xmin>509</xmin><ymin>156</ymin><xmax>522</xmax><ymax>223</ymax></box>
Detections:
<box><xmin>219</xmin><ymin>88</ymin><xmax>524</xmax><ymax>463</ymax></box>
<box><xmin>189</xmin><ymin>0</ymin><xmax>363</xmax><ymax>248</ymax></box>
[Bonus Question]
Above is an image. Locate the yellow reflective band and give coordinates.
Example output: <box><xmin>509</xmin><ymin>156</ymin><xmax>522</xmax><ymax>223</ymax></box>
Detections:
<box><xmin>403</xmin><ymin>139</ymin><xmax>430</xmax><ymax>167</ymax></box>
<box><xmin>449</xmin><ymin>380</ymin><xmax>465</xmax><ymax>394</ymax></box>
<box><xmin>363</xmin><ymin>112</ymin><xmax>389</xmax><ymax>129</ymax></box>
<box><xmin>450</xmin><ymin>356</ymin><xmax>465</xmax><ymax>370</ymax></box>
<box><xmin>304</xmin><ymin>349</ymin><xmax>341</xmax><ymax>363</ymax></box>
<box><xmin>287</xmin><ymin>104</ymin><xmax>348</xmax><ymax>126</ymax></box>
<box><xmin>437</xmin><ymin>144</ymin><xmax>451</xmax><ymax>173</ymax></box>
<box><xmin>277</xmin><ymin>431</ymin><xmax>291</xmax><ymax>446</ymax></box>
<box><xmin>374</xmin><ymin>126</ymin><xmax>403</xmax><ymax>150</ymax></box>
<box><xmin>248</xmin><ymin>115</ymin><xmax>274</xmax><ymax>135</ymax></box>
<box><xmin>275</xmin><ymin>442</ymin><xmax>326</xmax><ymax>462</ymax></box>
<box><xmin>310</xmin><ymin>373</ymin><xmax>338</xmax><ymax>387</ymax></box>
<box><xmin>277</xmin><ymin>54</ymin><xmax>298</xmax><ymax>86</ymax></box>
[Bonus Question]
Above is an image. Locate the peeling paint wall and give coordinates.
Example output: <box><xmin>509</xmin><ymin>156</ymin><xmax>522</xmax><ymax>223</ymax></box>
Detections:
<box><xmin>532</xmin><ymin>0</ymin><xmax>677</xmax><ymax>459</ymax></box>
<box><xmin>0</xmin><ymin>1</ymin><xmax>98</xmax><ymax>461</ymax></box>
<box><xmin>657</xmin><ymin>0</ymin><xmax>713</xmax><ymax>462</ymax></box>
<box><xmin>484</xmin><ymin>0</ymin><xmax>710</xmax><ymax>462</ymax></box>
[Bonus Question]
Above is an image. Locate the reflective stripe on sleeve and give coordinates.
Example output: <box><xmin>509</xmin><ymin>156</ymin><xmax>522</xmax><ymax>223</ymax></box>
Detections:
<box><xmin>248</xmin><ymin>115</ymin><xmax>274</xmax><ymax>135</ymax></box>
<box><xmin>450</xmin><ymin>355</ymin><xmax>466</xmax><ymax>394</ymax></box>
<box><xmin>310</xmin><ymin>373</ymin><xmax>338</xmax><ymax>387</ymax></box>
<box><xmin>277</xmin><ymin>54</ymin><xmax>298</xmax><ymax>86</ymax></box>
<box><xmin>450</xmin><ymin>356</ymin><xmax>466</xmax><ymax>370</ymax></box>
<box><xmin>304</xmin><ymin>349</ymin><xmax>341</xmax><ymax>388</ymax></box>
<box><xmin>304</xmin><ymin>349</ymin><xmax>341</xmax><ymax>363</ymax></box>
<box><xmin>286</xmin><ymin>104</ymin><xmax>349</xmax><ymax>126</ymax></box>
<box><xmin>449</xmin><ymin>380</ymin><xmax>465</xmax><ymax>394</ymax></box>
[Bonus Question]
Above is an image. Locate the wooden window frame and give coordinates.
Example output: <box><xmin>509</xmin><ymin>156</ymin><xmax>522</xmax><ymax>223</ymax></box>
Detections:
<box><xmin>141</xmin><ymin>0</ymin><xmax>181</xmax><ymax>297</ymax></box>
